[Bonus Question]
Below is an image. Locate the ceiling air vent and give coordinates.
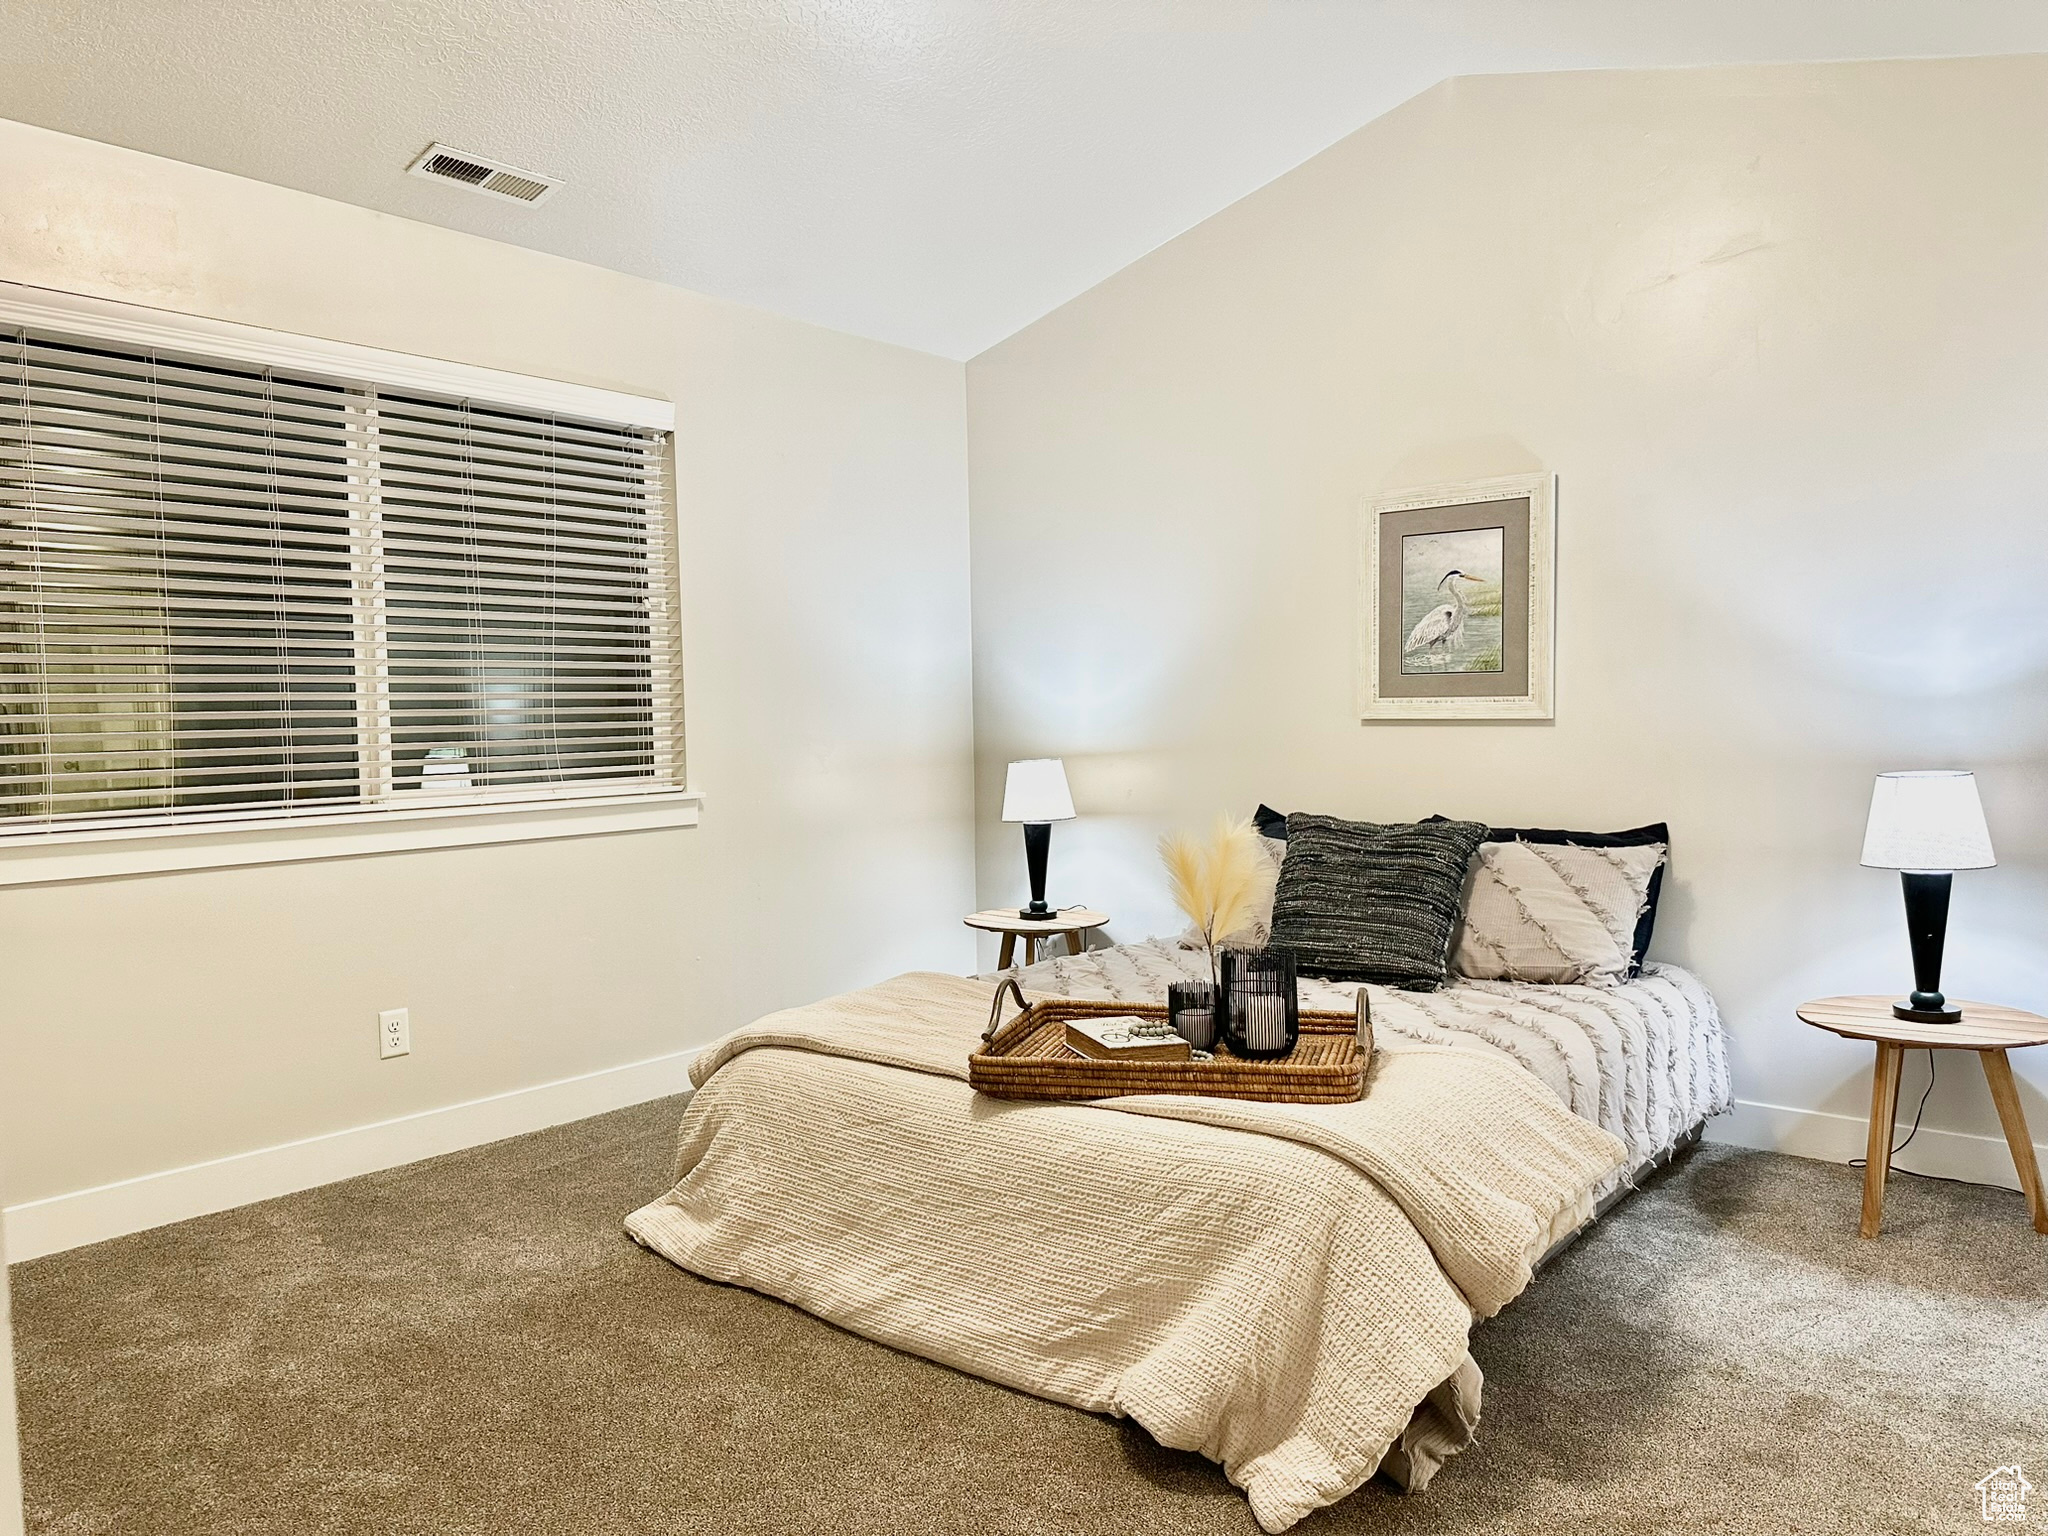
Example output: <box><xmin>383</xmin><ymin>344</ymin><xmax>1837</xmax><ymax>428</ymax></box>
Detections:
<box><xmin>406</xmin><ymin>143</ymin><xmax>561</xmax><ymax>206</ymax></box>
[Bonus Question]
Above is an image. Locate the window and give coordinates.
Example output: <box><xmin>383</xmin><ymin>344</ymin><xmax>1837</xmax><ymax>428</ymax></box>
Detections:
<box><xmin>0</xmin><ymin>301</ymin><xmax>683</xmax><ymax>841</ymax></box>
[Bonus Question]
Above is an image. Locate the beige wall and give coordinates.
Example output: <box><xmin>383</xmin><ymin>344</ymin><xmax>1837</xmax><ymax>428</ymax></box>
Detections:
<box><xmin>0</xmin><ymin>119</ymin><xmax>976</xmax><ymax>1210</ymax></box>
<box><xmin>966</xmin><ymin>57</ymin><xmax>2048</xmax><ymax>1160</ymax></box>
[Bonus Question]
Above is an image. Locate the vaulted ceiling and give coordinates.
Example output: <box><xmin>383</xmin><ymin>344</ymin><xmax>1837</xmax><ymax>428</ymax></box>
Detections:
<box><xmin>5</xmin><ymin>1</ymin><xmax>2047</xmax><ymax>358</ymax></box>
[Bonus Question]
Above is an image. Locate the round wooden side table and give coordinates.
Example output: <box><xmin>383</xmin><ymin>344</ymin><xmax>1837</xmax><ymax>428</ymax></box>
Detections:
<box><xmin>964</xmin><ymin>908</ymin><xmax>1108</xmax><ymax>969</ymax></box>
<box><xmin>1798</xmin><ymin>995</ymin><xmax>2048</xmax><ymax>1239</ymax></box>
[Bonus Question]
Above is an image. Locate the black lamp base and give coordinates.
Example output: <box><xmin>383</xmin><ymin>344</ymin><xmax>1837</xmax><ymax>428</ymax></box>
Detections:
<box><xmin>1017</xmin><ymin>821</ymin><xmax>1054</xmax><ymax>924</ymax></box>
<box><xmin>1892</xmin><ymin>1000</ymin><xmax>1963</xmax><ymax>1024</ymax></box>
<box><xmin>1895</xmin><ymin>871</ymin><xmax>1961</xmax><ymax>1025</ymax></box>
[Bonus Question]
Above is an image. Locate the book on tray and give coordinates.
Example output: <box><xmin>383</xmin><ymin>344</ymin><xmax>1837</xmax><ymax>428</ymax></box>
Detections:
<box><xmin>1064</xmin><ymin>1015</ymin><xmax>1192</xmax><ymax>1062</ymax></box>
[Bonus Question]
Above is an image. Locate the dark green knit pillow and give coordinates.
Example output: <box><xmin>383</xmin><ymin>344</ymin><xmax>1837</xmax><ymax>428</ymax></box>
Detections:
<box><xmin>1268</xmin><ymin>813</ymin><xmax>1489</xmax><ymax>989</ymax></box>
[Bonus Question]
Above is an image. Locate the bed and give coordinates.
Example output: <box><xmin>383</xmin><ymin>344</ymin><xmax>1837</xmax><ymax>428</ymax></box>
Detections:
<box><xmin>627</xmin><ymin>939</ymin><xmax>1729</xmax><ymax>1532</ymax></box>
<box><xmin>1008</xmin><ymin>936</ymin><xmax>1729</xmax><ymax>1191</ymax></box>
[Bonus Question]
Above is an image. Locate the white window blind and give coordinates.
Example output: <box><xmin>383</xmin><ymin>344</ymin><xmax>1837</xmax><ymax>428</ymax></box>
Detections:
<box><xmin>1</xmin><ymin>322</ymin><xmax>682</xmax><ymax>837</ymax></box>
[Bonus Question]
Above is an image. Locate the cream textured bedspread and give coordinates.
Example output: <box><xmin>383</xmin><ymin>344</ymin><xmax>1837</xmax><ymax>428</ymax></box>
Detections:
<box><xmin>626</xmin><ymin>971</ymin><xmax>1626</xmax><ymax>1532</ymax></box>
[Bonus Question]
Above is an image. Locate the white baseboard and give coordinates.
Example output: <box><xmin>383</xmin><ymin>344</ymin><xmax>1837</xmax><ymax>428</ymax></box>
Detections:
<box><xmin>11</xmin><ymin>1078</ymin><xmax>2029</xmax><ymax>1266</ymax></box>
<box><xmin>1708</xmin><ymin>1097</ymin><xmax>2044</xmax><ymax>1193</ymax></box>
<box><xmin>3</xmin><ymin>1049</ymin><xmax>699</xmax><ymax>1264</ymax></box>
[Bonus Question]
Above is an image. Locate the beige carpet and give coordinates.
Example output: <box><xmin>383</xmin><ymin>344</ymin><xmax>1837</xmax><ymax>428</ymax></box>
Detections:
<box><xmin>11</xmin><ymin>1098</ymin><xmax>2046</xmax><ymax>1535</ymax></box>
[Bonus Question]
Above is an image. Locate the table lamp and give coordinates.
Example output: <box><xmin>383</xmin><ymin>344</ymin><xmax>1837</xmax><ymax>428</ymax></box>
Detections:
<box><xmin>1002</xmin><ymin>758</ymin><xmax>1075</xmax><ymax>921</ymax></box>
<box><xmin>1860</xmin><ymin>770</ymin><xmax>1995</xmax><ymax>1023</ymax></box>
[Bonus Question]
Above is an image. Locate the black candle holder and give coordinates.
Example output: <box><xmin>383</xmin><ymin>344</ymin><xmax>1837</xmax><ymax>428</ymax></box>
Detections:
<box><xmin>1221</xmin><ymin>949</ymin><xmax>1299</xmax><ymax>1060</ymax></box>
<box><xmin>1166</xmin><ymin>981</ymin><xmax>1218</xmax><ymax>1052</ymax></box>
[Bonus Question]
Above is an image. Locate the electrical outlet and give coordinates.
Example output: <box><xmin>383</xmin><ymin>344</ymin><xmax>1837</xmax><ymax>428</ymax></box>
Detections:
<box><xmin>379</xmin><ymin>1007</ymin><xmax>411</xmax><ymax>1059</ymax></box>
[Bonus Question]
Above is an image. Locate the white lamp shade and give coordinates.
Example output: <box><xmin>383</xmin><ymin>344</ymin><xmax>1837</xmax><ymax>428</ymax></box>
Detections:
<box><xmin>1001</xmin><ymin>758</ymin><xmax>1075</xmax><ymax>823</ymax></box>
<box><xmin>1860</xmin><ymin>771</ymin><xmax>1995</xmax><ymax>871</ymax></box>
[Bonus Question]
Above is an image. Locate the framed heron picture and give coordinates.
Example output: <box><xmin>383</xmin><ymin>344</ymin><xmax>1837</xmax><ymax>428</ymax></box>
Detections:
<box><xmin>1358</xmin><ymin>473</ymin><xmax>1555</xmax><ymax>720</ymax></box>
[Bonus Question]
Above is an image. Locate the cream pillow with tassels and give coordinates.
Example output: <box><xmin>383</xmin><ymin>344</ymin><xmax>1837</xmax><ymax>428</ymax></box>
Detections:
<box><xmin>1451</xmin><ymin>840</ymin><xmax>1665</xmax><ymax>985</ymax></box>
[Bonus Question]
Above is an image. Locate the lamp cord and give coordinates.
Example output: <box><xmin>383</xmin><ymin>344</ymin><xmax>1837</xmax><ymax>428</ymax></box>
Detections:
<box><xmin>1847</xmin><ymin>1049</ymin><xmax>1972</xmax><ymax>1185</ymax></box>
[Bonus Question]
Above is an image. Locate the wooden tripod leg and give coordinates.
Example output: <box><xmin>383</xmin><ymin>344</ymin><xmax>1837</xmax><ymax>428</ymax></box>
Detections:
<box><xmin>1980</xmin><ymin>1049</ymin><xmax>2048</xmax><ymax>1235</ymax></box>
<box><xmin>997</xmin><ymin>932</ymin><xmax>1016</xmax><ymax>969</ymax></box>
<box><xmin>1860</xmin><ymin>1042</ymin><xmax>1904</xmax><ymax>1239</ymax></box>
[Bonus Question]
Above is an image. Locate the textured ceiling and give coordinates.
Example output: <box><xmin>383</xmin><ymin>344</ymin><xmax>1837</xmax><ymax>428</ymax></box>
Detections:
<box><xmin>5</xmin><ymin>1</ymin><xmax>2048</xmax><ymax>358</ymax></box>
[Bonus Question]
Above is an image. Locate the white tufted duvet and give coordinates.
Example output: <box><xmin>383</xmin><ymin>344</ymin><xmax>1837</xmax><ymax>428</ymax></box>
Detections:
<box><xmin>1004</xmin><ymin>937</ymin><xmax>1731</xmax><ymax>1186</ymax></box>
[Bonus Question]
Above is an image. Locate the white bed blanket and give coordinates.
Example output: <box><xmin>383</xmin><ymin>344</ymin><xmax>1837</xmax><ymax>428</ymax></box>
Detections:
<box><xmin>628</xmin><ymin>970</ymin><xmax>1627</xmax><ymax>1532</ymax></box>
<box><xmin>1009</xmin><ymin>938</ymin><xmax>1731</xmax><ymax>1178</ymax></box>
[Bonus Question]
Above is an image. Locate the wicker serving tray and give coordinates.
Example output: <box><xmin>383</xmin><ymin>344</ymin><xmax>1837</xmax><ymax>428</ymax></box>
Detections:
<box><xmin>969</xmin><ymin>979</ymin><xmax>1371</xmax><ymax>1103</ymax></box>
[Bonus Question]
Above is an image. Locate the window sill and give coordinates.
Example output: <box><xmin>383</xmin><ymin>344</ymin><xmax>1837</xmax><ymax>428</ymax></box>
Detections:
<box><xmin>0</xmin><ymin>789</ymin><xmax>704</xmax><ymax>888</ymax></box>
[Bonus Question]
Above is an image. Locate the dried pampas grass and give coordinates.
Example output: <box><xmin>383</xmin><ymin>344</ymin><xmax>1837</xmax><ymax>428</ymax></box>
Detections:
<box><xmin>1160</xmin><ymin>814</ymin><xmax>1268</xmax><ymax>983</ymax></box>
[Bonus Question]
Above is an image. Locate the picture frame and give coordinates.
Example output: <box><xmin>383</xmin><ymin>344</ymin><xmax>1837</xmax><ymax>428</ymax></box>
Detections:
<box><xmin>1358</xmin><ymin>472</ymin><xmax>1555</xmax><ymax>721</ymax></box>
